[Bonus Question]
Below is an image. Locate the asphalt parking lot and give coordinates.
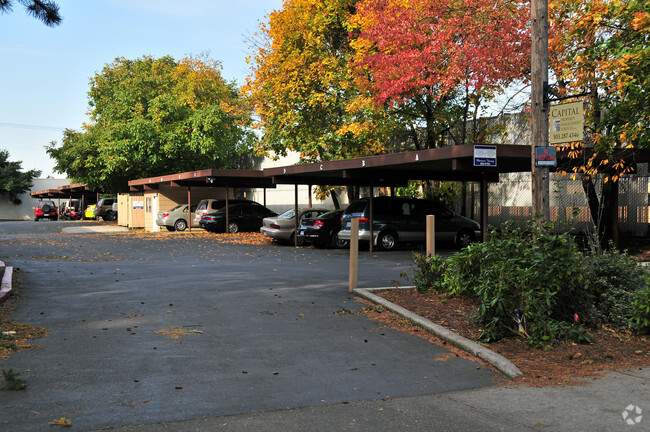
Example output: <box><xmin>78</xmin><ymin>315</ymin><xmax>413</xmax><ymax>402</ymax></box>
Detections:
<box><xmin>0</xmin><ymin>221</ymin><xmax>495</xmax><ymax>432</ymax></box>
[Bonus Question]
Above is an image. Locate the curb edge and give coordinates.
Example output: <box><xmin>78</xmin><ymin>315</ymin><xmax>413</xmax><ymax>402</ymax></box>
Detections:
<box><xmin>354</xmin><ymin>287</ymin><xmax>523</xmax><ymax>379</ymax></box>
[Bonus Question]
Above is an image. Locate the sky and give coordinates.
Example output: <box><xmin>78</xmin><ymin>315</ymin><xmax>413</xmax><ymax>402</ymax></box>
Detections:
<box><xmin>0</xmin><ymin>0</ymin><xmax>283</xmax><ymax>178</ymax></box>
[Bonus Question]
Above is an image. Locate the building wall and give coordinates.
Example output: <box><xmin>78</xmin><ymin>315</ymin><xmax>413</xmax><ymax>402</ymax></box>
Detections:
<box><xmin>252</xmin><ymin>151</ymin><xmax>347</xmax><ymax>213</ymax></box>
<box><xmin>137</xmin><ymin>185</ymin><xmax>230</xmax><ymax>232</ymax></box>
<box><xmin>0</xmin><ymin>178</ymin><xmax>70</xmax><ymax>220</ymax></box>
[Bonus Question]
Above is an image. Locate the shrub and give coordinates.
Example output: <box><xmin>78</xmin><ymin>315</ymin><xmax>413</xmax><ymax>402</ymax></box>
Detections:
<box><xmin>1</xmin><ymin>369</ymin><xmax>27</xmax><ymax>390</ymax></box>
<box><xmin>405</xmin><ymin>221</ymin><xmax>594</xmax><ymax>346</ymax></box>
<box><xmin>403</xmin><ymin>253</ymin><xmax>446</xmax><ymax>293</ymax></box>
<box><xmin>405</xmin><ymin>220</ymin><xmax>650</xmax><ymax>345</ymax></box>
<box><xmin>583</xmin><ymin>246</ymin><xmax>650</xmax><ymax>329</ymax></box>
<box><xmin>630</xmin><ymin>286</ymin><xmax>650</xmax><ymax>334</ymax></box>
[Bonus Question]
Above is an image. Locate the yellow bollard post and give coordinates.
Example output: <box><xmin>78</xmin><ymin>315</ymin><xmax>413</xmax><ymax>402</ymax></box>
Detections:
<box><xmin>426</xmin><ymin>215</ymin><xmax>435</xmax><ymax>257</ymax></box>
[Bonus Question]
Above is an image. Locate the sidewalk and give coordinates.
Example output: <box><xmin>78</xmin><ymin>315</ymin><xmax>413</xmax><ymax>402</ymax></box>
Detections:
<box><xmin>88</xmin><ymin>367</ymin><xmax>649</xmax><ymax>432</ymax></box>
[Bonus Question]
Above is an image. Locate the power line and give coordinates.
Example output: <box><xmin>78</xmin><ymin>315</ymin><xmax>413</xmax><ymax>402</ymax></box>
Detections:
<box><xmin>0</xmin><ymin>121</ymin><xmax>66</xmax><ymax>131</ymax></box>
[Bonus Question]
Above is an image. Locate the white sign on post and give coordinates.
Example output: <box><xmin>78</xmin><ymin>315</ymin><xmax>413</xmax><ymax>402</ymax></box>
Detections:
<box><xmin>474</xmin><ymin>145</ymin><xmax>497</xmax><ymax>167</ymax></box>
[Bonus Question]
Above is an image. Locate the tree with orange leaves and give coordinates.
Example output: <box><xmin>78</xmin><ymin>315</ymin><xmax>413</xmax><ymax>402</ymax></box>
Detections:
<box><xmin>549</xmin><ymin>0</ymin><xmax>649</xmax><ymax>245</ymax></box>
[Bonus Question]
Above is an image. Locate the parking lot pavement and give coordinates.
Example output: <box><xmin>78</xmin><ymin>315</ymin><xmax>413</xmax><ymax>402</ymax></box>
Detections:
<box><xmin>0</xmin><ymin>221</ymin><xmax>497</xmax><ymax>432</ymax></box>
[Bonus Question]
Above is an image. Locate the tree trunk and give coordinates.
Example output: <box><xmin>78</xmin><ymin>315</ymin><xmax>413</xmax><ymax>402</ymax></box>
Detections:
<box><xmin>582</xmin><ymin>175</ymin><xmax>618</xmax><ymax>249</ymax></box>
<box><xmin>330</xmin><ymin>189</ymin><xmax>340</xmax><ymax>209</ymax></box>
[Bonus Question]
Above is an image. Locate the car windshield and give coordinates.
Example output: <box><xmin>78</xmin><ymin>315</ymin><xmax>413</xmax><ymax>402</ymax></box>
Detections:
<box><xmin>277</xmin><ymin>209</ymin><xmax>295</xmax><ymax>220</ymax></box>
<box><xmin>169</xmin><ymin>205</ymin><xmax>185</xmax><ymax>212</ymax></box>
<box><xmin>319</xmin><ymin>210</ymin><xmax>342</xmax><ymax>219</ymax></box>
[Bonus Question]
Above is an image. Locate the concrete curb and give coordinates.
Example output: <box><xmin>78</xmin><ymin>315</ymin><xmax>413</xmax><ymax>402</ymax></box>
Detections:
<box><xmin>0</xmin><ymin>260</ymin><xmax>12</xmax><ymax>304</ymax></box>
<box><xmin>354</xmin><ymin>286</ymin><xmax>523</xmax><ymax>379</ymax></box>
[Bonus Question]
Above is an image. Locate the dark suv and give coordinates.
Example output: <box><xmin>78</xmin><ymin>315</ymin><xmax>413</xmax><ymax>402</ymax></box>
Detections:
<box><xmin>337</xmin><ymin>196</ymin><xmax>481</xmax><ymax>250</ymax></box>
<box><xmin>34</xmin><ymin>200</ymin><xmax>58</xmax><ymax>221</ymax></box>
<box><xmin>199</xmin><ymin>201</ymin><xmax>276</xmax><ymax>233</ymax></box>
<box><xmin>93</xmin><ymin>197</ymin><xmax>117</xmax><ymax>221</ymax></box>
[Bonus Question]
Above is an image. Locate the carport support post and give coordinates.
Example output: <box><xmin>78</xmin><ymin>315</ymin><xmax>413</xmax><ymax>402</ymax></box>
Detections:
<box><xmin>187</xmin><ymin>187</ymin><xmax>191</xmax><ymax>233</ymax></box>
<box><xmin>349</xmin><ymin>218</ymin><xmax>359</xmax><ymax>291</ymax></box>
<box><xmin>294</xmin><ymin>184</ymin><xmax>299</xmax><ymax>247</ymax></box>
<box><xmin>481</xmin><ymin>175</ymin><xmax>489</xmax><ymax>242</ymax></box>
<box><xmin>369</xmin><ymin>186</ymin><xmax>374</xmax><ymax>253</ymax></box>
<box><xmin>225</xmin><ymin>186</ymin><xmax>230</xmax><ymax>233</ymax></box>
<box><xmin>426</xmin><ymin>215</ymin><xmax>435</xmax><ymax>257</ymax></box>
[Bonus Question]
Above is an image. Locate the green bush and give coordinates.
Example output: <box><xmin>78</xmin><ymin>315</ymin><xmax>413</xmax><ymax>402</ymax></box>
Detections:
<box><xmin>1</xmin><ymin>369</ymin><xmax>27</xmax><ymax>390</ymax></box>
<box><xmin>630</xmin><ymin>286</ymin><xmax>650</xmax><ymax>334</ymax></box>
<box><xmin>405</xmin><ymin>220</ymin><xmax>650</xmax><ymax>345</ymax></box>
<box><xmin>583</xmin><ymin>247</ymin><xmax>650</xmax><ymax>330</ymax></box>
<box><xmin>472</xmin><ymin>223</ymin><xmax>592</xmax><ymax>345</ymax></box>
<box><xmin>406</xmin><ymin>221</ymin><xmax>594</xmax><ymax>346</ymax></box>
<box><xmin>402</xmin><ymin>253</ymin><xmax>446</xmax><ymax>293</ymax></box>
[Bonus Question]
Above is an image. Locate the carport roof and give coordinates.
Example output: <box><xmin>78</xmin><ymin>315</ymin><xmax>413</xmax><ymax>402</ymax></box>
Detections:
<box><xmin>128</xmin><ymin>168</ymin><xmax>276</xmax><ymax>191</ymax></box>
<box><xmin>31</xmin><ymin>183</ymin><xmax>96</xmax><ymax>199</ymax></box>
<box><xmin>264</xmin><ymin>144</ymin><xmax>530</xmax><ymax>185</ymax></box>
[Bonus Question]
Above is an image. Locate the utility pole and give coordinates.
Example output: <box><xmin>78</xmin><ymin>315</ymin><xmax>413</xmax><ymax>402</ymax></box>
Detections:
<box><xmin>531</xmin><ymin>0</ymin><xmax>550</xmax><ymax>221</ymax></box>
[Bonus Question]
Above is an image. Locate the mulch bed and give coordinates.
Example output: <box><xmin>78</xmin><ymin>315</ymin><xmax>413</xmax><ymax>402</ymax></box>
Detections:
<box><xmin>366</xmin><ymin>288</ymin><xmax>650</xmax><ymax>387</ymax></box>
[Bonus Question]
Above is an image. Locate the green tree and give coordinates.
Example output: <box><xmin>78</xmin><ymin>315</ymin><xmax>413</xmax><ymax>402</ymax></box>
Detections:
<box><xmin>47</xmin><ymin>55</ymin><xmax>258</xmax><ymax>193</ymax></box>
<box><xmin>0</xmin><ymin>149</ymin><xmax>41</xmax><ymax>205</ymax></box>
<box><xmin>0</xmin><ymin>0</ymin><xmax>61</xmax><ymax>26</ymax></box>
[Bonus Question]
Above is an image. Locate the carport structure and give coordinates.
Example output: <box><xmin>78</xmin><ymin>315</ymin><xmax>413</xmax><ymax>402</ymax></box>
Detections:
<box><xmin>127</xmin><ymin>168</ymin><xmax>276</xmax><ymax>232</ymax></box>
<box><xmin>30</xmin><ymin>183</ymin><xmax>97</xmax><ymax>217</ymax></box>
<box><xmin>126</xmin><ymin>145</ymin><xmax>530</xmax><ymax>242</ymax></box>
<box><xmin>264</xmin><ymin>144</ymin><xmax>532</xmax><ymax>249</ymax></box>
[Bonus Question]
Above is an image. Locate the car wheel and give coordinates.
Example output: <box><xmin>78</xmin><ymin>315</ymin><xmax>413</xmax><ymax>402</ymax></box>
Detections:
<box><xmin>166</xmin><ymin>226</ymin><xmax>175</xmax><ymax>232</ymax></box>
<box><xmin>41</xmin><ymin>204</ymin><xmax>51</xmax><ymax>213</ymax></box>
<box><xmin>377</xmin><ymin>231</ymin><xmax>398</xmax><ymax>251</ymax></box>
<box><xmin>456</xmin><ymin>229</ymin><xmax>475</xmax><ymax>249</ymax></box>
<box><xmin>34</xmin><ymin>216</ymin><xmax>39</xmax><ymax>222</ymax></box>
<box><xmin>174</xmin><ymin>219</ymin><xmax>188</xmax><ymax>231</ymax></box>
<box><xmin>332</xmin><ymin>232</ymin><xmax>349</xmax><ymax>248</ymax></box>
<box><xmin>288</xmin><ymin>233</ymin><xmax>304</xmax><ymax>246</ymax></box>
<box><xmin>228</xmin><ymin>221</ymin><xmax>239</xmax><ymax>233</ymax></box>
<box><xmin>105</xmin><ymin>211</ymin><xmax>116</xmax><ymax>221</ymax></box>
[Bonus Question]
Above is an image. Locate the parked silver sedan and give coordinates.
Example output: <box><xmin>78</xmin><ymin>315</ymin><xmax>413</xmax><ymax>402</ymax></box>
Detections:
<box><xmin>260</xmin><ymin>208</ymin><xmax>331</xmax><ymax>245</ymax></box>
<box><xmin>156</xmin><ymin>204</ymin><xmax>198</xmax><ymax>232</ymax></box>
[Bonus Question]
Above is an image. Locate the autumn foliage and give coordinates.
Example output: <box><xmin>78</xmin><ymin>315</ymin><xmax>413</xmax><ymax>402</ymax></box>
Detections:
<box><xmin>549</xmin><ymin>0</ymin><xmax>649</xmax><ymax>180</ymax></box>
<box><xmin>244</xmin><ymin>0</ymin><xmax>392</xmax><ymax>163</ymax></box>
<box><xmin>246</xmin><ymin>0</ymin><xmax>532</xmax><ymax>159</ymax></box>
<box><xmin>351</xmin><ymin>0</ymin><xmax>531</xmax><ymax>106</ymax></box>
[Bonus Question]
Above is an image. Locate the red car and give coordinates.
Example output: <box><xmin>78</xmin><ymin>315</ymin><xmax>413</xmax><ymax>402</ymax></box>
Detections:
<box><xmin>34</xmin><ymin>200</ymin><xmax>58</xmax><ymax>221</ymax></box>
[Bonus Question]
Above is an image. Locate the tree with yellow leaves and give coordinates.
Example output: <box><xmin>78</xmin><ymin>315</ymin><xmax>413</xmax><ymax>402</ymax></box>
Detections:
<box><xmin>244</xmin><ymin>0</ymin><xmax>397</xmax><ymax>164</ymax></box>
<box><xmin>550</xmin><ymin>0</ymin><xmax>649</xmax><ymax>245</ymax></box>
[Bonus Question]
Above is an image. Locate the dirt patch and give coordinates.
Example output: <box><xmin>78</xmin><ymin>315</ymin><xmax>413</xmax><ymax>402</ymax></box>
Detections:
<box><xmin>0</xmin><ymin>272</ymin><xmax>48</xmax><ymax>359</ymax></box>
<box><xmin>365</xmin><ymin>289</ymin><xmax>650</xmax><ymax>387</ymax></box>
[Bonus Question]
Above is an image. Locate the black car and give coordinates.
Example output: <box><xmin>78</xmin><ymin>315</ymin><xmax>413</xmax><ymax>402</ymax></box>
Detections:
<box><xmin>337</xmin><ymin>196</ymin><xmax>481</xmax><ymax>250</ymax></box>
<box><xmin>199</xmin><ymin>201</ymin><xmax>277</xmax><ymax>233</ymax></box>
<box><xmin>297</xmin><ymin>209</ymin><xmax>348</xmax><ymax>248</ymax></box>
